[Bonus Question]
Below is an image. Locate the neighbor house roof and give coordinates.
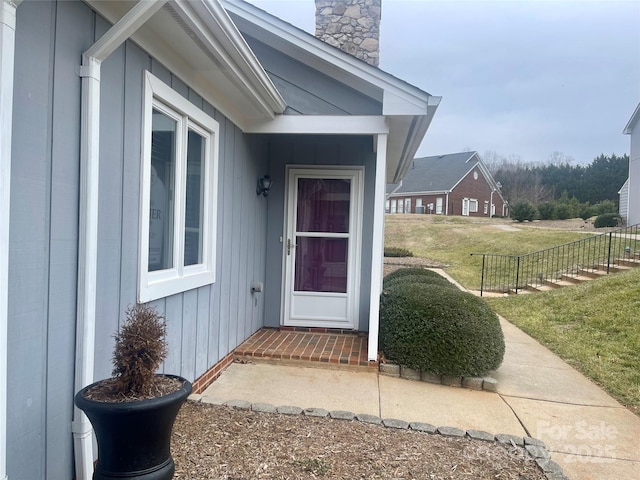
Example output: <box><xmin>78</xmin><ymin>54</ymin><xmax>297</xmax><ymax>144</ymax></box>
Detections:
<box><xmin>394</xmin><ymin>152</ymin><xmax>481</xmax><ymax>194</ymax></box>
<box><xmin>391</xmin><ymin>151</ymin><xmax>505</xmax><ymax>201</ymax></box>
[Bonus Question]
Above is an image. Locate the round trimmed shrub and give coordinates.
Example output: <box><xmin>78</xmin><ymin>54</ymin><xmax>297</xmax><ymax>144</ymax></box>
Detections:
<box><xmin>594</xmin><ymin>213</ymin><xmax>622</xmax><ymax>228</ymax></box>
<box><xmin>379</xmin><ymin>284</ymin><xmax>505</xmax><ymax>376</ymax></box>
<box><xmin>383</xmin><ymin>268</ymin><xmax>446</xmax><ymax>286</ymax></box>
<box><xmin>383</xmin><ymin>274</ymin><xmax>455</xmax><ymax>291</ymax></box>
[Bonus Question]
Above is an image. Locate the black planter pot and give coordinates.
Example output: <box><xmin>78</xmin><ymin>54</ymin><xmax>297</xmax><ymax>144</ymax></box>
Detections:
<box><xmin>75</xmin><ymin>375</ymin><xmax>192</xmax><ymax>480</ymax></box>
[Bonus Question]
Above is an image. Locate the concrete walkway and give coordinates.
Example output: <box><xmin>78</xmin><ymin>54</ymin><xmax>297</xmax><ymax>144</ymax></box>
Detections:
<box><xmin>198</xmin><ymin>318</ymin><xmax>640</xmax><ymax>480</ymax></box>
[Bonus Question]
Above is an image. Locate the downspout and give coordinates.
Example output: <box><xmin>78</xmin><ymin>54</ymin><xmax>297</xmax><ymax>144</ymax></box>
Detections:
<box><xmin>445</xmin><ymin>192</ymin><xmax>449</xmax><ymax>215</ymax></box>
<box><xmin>71</xmin><ymin>2</ymin><xmax>166</xmax><ymax>479</ymax></box>
<box><xmin>0</xmin><ymin>2</ymin><xmax>21</xmax><ymax>479</ymax></box>
<box><xmin>367</xmin><ymin>133</ymin><xmax>387</xmax><ymax>362</ymax></box>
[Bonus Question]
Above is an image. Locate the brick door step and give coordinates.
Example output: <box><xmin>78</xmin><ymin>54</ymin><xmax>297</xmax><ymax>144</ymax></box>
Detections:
<box><xmin>379</xmin><ymin>363</ymin><xmax>498</xmax><ymax>392</ymax></box>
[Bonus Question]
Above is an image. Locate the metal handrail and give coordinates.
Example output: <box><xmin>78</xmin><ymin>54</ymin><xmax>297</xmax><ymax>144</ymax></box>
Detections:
<box><xmin>472</xmin><ymin>223</ymin><xmax>640</xmax><ymax>296</ymax></box>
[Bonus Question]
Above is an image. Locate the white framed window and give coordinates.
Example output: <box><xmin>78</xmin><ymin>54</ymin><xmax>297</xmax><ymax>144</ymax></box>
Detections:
<box><xmin>391</xmin><ymin>199</ymin><xmax>397</xmax><ymax>213</ymax></box>
<box><xmin>436</xmin><ymin>197</ymin><xmax>443</xmax><ymax>214</ymax></box>
<box><xmin>385</xmin><ymin>200</ymin><xmax>390</xmax><ymax>213</ymax></box>
<box><xmin>398</xmin><ymin>199</ymin><xmax>404</xmax><ymax>213</ymax></box>
<box><xmin>139</xmin><ymin>72</ymin><xmax>219</xmax><ymax>302</ymax></box>
<box><xmin>416</xmin><ymin>198</ymin><xmax>423</xmax><ymax>208</ymax></box>
<box><xmin>484</xmin><ymin>201</ymin><xmax>489</xmax><ymax>215</ymax></box>
<box><xmin>404</xmin><ymin>198</ymin><xmax>411</xmax><ymax>213</ymax></box>
<box><xmin>469</xmin><ymin>199</ymin><xmax>478</xmax><ymax>213</ymax></box>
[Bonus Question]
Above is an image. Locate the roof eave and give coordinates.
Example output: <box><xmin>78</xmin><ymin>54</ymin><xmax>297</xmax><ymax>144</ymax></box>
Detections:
<box><xmin>623</xmin><ymin>102</ymin><xmax>640</xmax><ymax>134</ymax></box>
<box><xmin>174</xmin><ymin>0</ymin><xmax>287</xmax><ymax>115</ymax></box>
<box><xmin>390</xmin><ymin>96</ymin><xmax>441</xmax><ymax>184</ymax></box>
<box><xmin>86</xmin><ymin>0</ymin><xmax>286</xmax><ymax>126</ymax></box>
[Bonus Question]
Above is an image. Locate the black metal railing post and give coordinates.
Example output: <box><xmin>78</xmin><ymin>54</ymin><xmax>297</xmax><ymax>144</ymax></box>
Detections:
<box><xmin>480</xmin><ymin>254</ymin><xmax>485</xmax><ymax>297</ymax></box>
<box><xmin>607</xmin><ymin>232</ymin><xmax>613</xmax><ymax>274</ymax></box>
<box><xmin>515</xmin><ymin>256</ymin><xmax>521</xmax><ymax>294</ymax></box>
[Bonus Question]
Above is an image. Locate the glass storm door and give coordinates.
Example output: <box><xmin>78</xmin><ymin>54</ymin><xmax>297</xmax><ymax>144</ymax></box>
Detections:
<box><xmin>283</xmin><ymin>168</ymin><xmax>363</xmax><ymax>329</ymax></box>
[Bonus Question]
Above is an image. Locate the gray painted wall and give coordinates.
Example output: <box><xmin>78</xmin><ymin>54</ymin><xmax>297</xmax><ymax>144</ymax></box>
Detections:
<box><xmin>263</xmin><ymin>135</ymin><xmax>377</xmax><ymax>332</ymax></box>
<box><xmin>9</xmin><ymin>2</ymin><xmax>268</xmax><ymax>478</ymax></box>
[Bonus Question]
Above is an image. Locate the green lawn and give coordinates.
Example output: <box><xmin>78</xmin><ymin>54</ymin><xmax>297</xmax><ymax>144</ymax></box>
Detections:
<box><xmin>488</xmin><ymin>270</ymin><xmax>640</xmax><ymax>414</ymax></box>
<box><xmin>384</xmin><ymin>215</ymin><xmax>592</xmax><ymax>289</ymax></box>
<box><xmin>384</xmin><ymin>214</ymin><xmax>640</xmax><ymax>414</ymax></box>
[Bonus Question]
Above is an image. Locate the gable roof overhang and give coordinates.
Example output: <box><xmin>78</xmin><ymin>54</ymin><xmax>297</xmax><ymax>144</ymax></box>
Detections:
<box><xmin>221</xmin><ymin>0</ymin><xmax>441</xmax><ymax>184</ymax></box>
<box><xmin>623</xmin><ymin>102</ymin><xmax>640</xmax><ymax>134</ymax></box>
<box><xmin>85</xmin><ymin>0</ymin><xmax>287</xmax><ymax>128</ymax></box>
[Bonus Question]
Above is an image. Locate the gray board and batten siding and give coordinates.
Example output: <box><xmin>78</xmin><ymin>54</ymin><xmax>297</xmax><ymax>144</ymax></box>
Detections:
<box><xmin>263</xmin><ymin>134</ymin><xmax>378</xmax><ymax>332</ymax></box>
<box><xmin>242</xmin><ymin>35</ymin><xmax>383</xmax><ymax>115</ymax></box>
<box><xmin>9</xmin><ymin>2</ymin><xmax>267</xmax><ymax>478</ymax></box>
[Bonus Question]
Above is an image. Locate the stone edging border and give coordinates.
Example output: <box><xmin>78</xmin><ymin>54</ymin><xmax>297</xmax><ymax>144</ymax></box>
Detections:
<box><xmin>187</xmin><ymin>396</ymin><xmax>569</xmax><ymax>480</ymax></box>
<box><xmin>380</xmin><ymin>363</ymin><xmax>498</xmax><ymax>392</ymax></box>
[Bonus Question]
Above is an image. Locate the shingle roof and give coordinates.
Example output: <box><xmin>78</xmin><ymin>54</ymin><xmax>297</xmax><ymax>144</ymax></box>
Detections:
<box><xmin>394</xmin><ymin>152</ymin><xmax>478</xmax><ymax>194</ymax></box>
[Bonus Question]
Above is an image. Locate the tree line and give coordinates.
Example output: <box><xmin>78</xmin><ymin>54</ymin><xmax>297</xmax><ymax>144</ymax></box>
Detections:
<box><xmin>485</xmin><ymin>152</ymin><xmax>629</xmax><ymax>207</ymax></box>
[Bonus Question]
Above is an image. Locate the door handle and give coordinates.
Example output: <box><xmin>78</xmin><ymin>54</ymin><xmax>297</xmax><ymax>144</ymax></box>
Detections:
<box><xmin>287</xmin><ymin>239</ymin><xmax>296</xmax><ymax>255</ymax></box>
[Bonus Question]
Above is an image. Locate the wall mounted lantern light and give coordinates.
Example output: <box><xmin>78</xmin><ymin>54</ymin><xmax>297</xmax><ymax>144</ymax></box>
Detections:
<box><xmin>256</xmin><ymin>175</ymin><xmax>272</xmax><ymax>197</ymax></box>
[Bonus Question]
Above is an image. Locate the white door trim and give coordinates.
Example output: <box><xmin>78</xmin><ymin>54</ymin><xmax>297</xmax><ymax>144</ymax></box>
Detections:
<box><xmin>282</xmin><ymin>166</ymin><xmax>364</xmax><ymax>329</ymax></box>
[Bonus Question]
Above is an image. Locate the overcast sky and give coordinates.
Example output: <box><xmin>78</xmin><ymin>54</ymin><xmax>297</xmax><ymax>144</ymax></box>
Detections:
<box><xmin>246</xmin><ymin>0</ymin><xmax>640</xmax><ymax>165</ymax></box>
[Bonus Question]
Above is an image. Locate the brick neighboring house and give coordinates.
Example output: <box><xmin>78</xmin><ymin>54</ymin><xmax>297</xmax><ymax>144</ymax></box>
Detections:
<box><xmin>386</xmin><ymin>152</ymin><xmax>508</xmax><ymax>217</ymax></box>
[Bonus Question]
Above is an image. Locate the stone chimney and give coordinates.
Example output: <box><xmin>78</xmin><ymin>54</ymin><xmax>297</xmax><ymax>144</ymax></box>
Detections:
<box><xmin>314</xmin><ymin>0</ymin><xmax>381</xmax><ymax>67</ymax></box>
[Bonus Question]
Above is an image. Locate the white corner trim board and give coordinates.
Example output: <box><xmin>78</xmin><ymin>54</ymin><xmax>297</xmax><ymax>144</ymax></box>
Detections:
<box><xmin>0</xmin><ymin>2</ymin><xmax>21</xmax><ymax>479</ymax></box>
<box><xmin>368</xmin><ymin>133</ymin><xmax>387</xmax><ymax>362</ymax></box>
<box><xmin>72</xmin><ymin>3</ymin><xmax>168</xmax><ymax>480</ymax></box>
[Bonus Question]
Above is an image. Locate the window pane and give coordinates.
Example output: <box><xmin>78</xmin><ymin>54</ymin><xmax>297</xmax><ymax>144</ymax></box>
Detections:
<box><xmin>184</xmin><ymin>130</ymin><xmax>205</xmax><ymax>266</ymax></box>
<box><xmin>149</xmin><ymin>109</ymin><xmax>176</xmax><ymax>272</ymax></box>
<box><xmin>294</xmin><ymin>237</ymin><xmax>348</xmax><ymax>293</ymax></box>
<box><xmin>296</xmin><ymin>178</ymin><xmax>350</xmax><ymax>233</ymax></box>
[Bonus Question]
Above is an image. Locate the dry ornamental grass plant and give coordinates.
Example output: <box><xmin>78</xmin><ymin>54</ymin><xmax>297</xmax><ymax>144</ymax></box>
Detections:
<box><xmin>112</xmin><ymin>303</ymin><xmax>169</xmax><ymax>396</ymax></box>
<box><xmin>86</xmin><ymin>304</ymin><xmax>182</xmax><ymax>402</ymax></box>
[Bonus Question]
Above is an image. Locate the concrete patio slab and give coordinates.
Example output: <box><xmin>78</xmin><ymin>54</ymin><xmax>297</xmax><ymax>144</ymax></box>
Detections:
<box><xmin>503</xmin><ymin>396</ymin><xmax>640</xmax><ymax>461</ymax></box>
<box><xmin>202</xmin><ymin>362</ymin><xmax>380</xmax><ymax>416</ymax></box>
<box><xmin>379</xmin><ymin>375</ymin><xmax>526</xmax><ymax>435</ymax></box>
<box><xmin>551</xmin><ymin>452</ymin><xmax>640</xmax><ymax>480</ymax></box>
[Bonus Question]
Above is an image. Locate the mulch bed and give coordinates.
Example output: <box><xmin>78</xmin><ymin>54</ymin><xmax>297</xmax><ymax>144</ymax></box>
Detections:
<box><xmin>172</xmin><ymin>402</ymin><xmax>547</xmax><ymax>479</ymax></box>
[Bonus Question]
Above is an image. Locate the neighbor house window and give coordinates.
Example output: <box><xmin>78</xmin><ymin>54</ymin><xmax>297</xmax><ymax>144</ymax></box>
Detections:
<box><xmin>139</xmin><ymin>72</ymin><xmax>219</xmax><ymax>302</ymax></box>
<box><xmin>398</xmin><ymin>200</ymin><xmax>404</xmax><ymax>213</ymax></box>
<box><xmin>385</xmin><ymin>200</ymin><xmax>390</xmax><ymax>213</ymax></box>
<box><xmin>484</xmin><ymin>201</ymin><xmax>489</xmax><ymax>215</ymax></box>
<box><xmin>391</xmin><ymin>199</ymin><xmax>397</xmax><ymax>213</ymax></box>
<box><xmin>436</xmin><ymin>197</ymin><xmax>443</xmax><ymax>214</ymax></box>
<box><xmin>405</xmin><ymin>198</ymin><xmax>411</xmax><ymax>213</ymax></box>
<box><xmin>469</xmin><ymin>199</ymin><xmax>478</xmax><ymax>213</ymax></box>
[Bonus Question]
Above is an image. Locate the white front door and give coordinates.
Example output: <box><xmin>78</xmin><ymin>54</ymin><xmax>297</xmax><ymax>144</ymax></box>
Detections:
<box><xmin>462</xmin><ymin>198</ymin><xmax>470</xmax><ymax>216</ymax></box>
<box><xmin>283</xmin><ymin>167</ymin><xmax>363</xmax><ymax>329</ymax></box>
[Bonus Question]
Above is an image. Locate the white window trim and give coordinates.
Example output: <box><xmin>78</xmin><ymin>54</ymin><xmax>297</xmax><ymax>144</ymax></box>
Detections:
<box><xmin>469</xmin><ymin>199</ymin><xmax>478</xmax><ymax>213</ymax></box>
<box><xmin>139</xmin><ymin>71</ymin><xmax>219</xmax><ymax>303</ymax></box>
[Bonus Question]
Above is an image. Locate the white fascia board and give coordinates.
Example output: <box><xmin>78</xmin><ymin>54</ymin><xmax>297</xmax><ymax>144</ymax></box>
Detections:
<box><xmin>391</xmin><ymin>97</ymin><xmax>441</xmax><ymax>183</ymax></box>
<box><xmin>391</xmin><ymin>190</ymin><xmax>449</xmax><ymax>197</ymax></box>
<box><xmin>382</xmin><ymin>89</ymin><xmax>429</xmax><ymax>116</ymax></box>
<box><xmin>245</xmin><ymin>115</ymin><xmax>389</xmax><ymax>135</ymax></box>
<box><xmin>173</xmin><ymin>0</ymin><xmax>286</xmax><ymax>115</ymax></box>
<box><xmin>623</xmin><ymin>102</ymin><xmax>640</xmax><ymax>134</ymax></box>
<box><xmin>85</xmin><ymin>0</ymin><xmax>167</xmax><ymax>62</ymax></box>
<box><xmin>221</xmin><ymin>0</ymin><xmax>433</xmax><ymax>113</ymax></box>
